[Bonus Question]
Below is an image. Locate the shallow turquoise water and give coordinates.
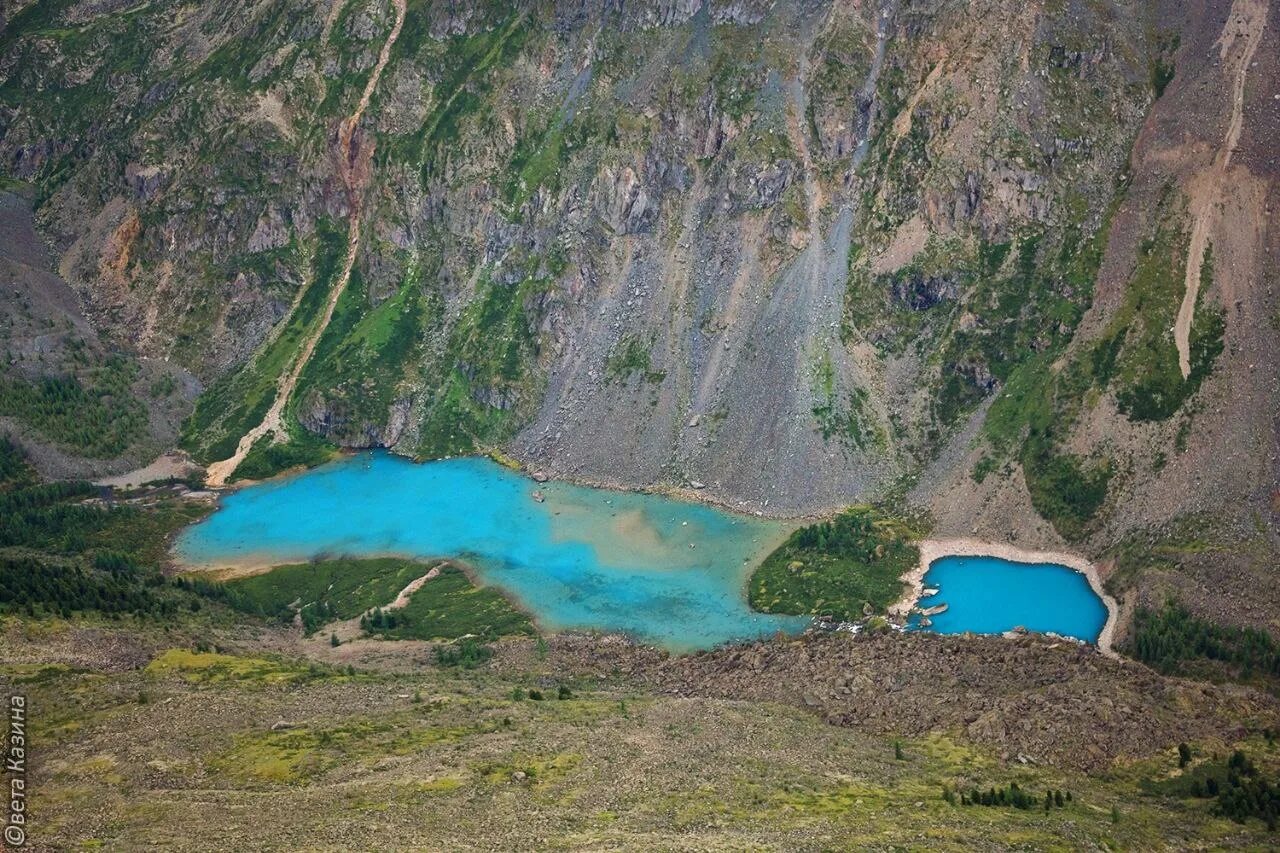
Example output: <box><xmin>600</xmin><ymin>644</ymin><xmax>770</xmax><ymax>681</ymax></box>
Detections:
<box><xmin>175</xmin><ymin>452</ymin><xmax>809</xmax><ymax>651</ymax></box>
<box><xmin>908</xmin><ymin>555</ymin><xmax>1108</xmax><ymax>643</ymax></box>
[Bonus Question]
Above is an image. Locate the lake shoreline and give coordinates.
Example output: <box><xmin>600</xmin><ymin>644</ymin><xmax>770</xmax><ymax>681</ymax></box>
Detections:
<box><xmin>180</xmin><ymin>548</ymin><xmax>429</xmax><ymax>581</ymax></box>
<box><xmin>889</xmin><ymin>538</ymin><xmax>1120</xmax><ymax>657</ymax></box>
<box><xmin>205</xmin><ymin>447</ymin><xmax>831</xmax><ymax>524</ymax></box>
<box><xmin>180</xmin><ymin>452</ymin><xmax>1121</xmax><ymax>656</ymax></box>
<box><xmin>172</xmin><ymin>452</ymin><xmax>807</xmax><ymax>650</ymax></box>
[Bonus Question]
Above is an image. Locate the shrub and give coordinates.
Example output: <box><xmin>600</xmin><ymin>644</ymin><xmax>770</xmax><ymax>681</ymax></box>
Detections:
<box><xmin>433</xmin><ymin>638</ymin><xmax>493</xmax><ymax>669</ymax></box>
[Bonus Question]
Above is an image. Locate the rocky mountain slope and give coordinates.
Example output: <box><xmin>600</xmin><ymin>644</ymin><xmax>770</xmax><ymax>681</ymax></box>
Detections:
<box><xmin>0</xmin><ymin>189</ymin><xmax>194</xmax><ymax>476</ymax></box>
<box><xmin>1</xmin><ymin>0</ymin><xmax>1276</xmax><ymax>629</ymax></box>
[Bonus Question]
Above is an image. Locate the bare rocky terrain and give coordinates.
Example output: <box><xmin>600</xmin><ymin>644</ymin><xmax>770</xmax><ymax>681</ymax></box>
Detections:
<box><xmin>483</xmin><ymin>630</ymin><xmax>1280</xmax><ymax>772</ymax></box>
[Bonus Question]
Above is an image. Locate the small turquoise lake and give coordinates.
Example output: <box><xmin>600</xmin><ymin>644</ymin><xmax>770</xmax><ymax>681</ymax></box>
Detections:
<box><xmin>175</xmin><ymin>452</ymin><xmax>810</xmax><ymax>651</ymax></box>
<box><xmin>909</xmin><ymin>555</ymin><xmax>1108</xmax><ymax>643</ymax></box>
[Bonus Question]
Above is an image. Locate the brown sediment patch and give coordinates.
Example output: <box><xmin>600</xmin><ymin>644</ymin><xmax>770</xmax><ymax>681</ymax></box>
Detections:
<box><xmin>1173</xmin><ymin>0</ymin><xmax>1268</xmax><ymax>377</ymax></box>
<box><xmin>174</xmin><ymin>548</ymin><xmax>423</xmax><ymax>582</ymax></box>
<box><xmin>607</xmin><ymin>508</ymin><xmax>669</xmax><ymax>557</ymax></box>
<box><xmin>250</xmin><ymin>90</ymin><xmax>293</xmax><ymax>141</ymax></box>
<box><xmin>870</xmin><ymin>214</ymin><xmax>929</xmax><ymax>274</ymax></box>
<box><xmin>99</xmin><ymin>207</ymin><xmax>140</xmax><ymax>284</ymax></box>
<box><xmin>889</xmin><ymin>538</ymin><xmax>1120</xmax><ymax>658</ymax></box>
<box><xmin>95</xmin><ymin>451</ymin><xmax>201</xmax><ymax>489</ymax></box>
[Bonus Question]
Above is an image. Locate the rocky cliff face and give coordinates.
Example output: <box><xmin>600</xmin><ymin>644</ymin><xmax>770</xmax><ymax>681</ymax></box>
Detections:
<box><xmin>2</xmin><ymin>0</ymin><xmax>1277</xmax><ymax>624</ymax></box>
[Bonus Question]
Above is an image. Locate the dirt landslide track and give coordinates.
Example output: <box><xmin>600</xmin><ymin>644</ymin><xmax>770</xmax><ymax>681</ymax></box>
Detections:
<box><xmin>205</xmin><ymin>0</ymin><xmax>406</xmax><ymax>487</ymax></box>
<box><xmin>1173</xmin><ymin>0</ymin><xmax>1268</xmax><ymax>378</ymax></box>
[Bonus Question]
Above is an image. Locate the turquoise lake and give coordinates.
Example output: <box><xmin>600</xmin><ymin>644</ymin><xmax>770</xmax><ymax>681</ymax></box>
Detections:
<box><xmin>909</xmin><ymin>555</ymin><xmax>1108</xmax><ymax>643</ymax></box>
<box><xmin>175</xmin><ymin>452</ymin><xmax>810</xmax><ymax>651</ymax></box>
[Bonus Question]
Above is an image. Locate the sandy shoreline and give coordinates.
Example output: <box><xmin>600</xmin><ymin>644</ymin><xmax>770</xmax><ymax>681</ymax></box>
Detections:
<box><xmin>178</xmin><ymin>548</ymin><xmax>428</xmax><ymax>582</ymax></box>
<box><xmin>889</xmin><ymin>538</ymin><xmax>1120</xmax><ymax>657</ymax></box>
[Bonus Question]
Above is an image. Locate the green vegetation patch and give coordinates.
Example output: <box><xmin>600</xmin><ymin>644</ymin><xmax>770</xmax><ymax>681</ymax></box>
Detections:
<box><xmin>1102</xmin><ymin>232</ymin><xmax>1223</xmax><ymax>422</ymax></box>
<box><xmin>806</xmin><ymin>20</ymin><xmax>872</xmax><ymax>136</ymax></box>
<box><xmin>604</xmin><ymin>335</ymin><xmax>664</xmax><ymax>385</ymax></box>
<box><xmin>1020</xmin><ymin>439</ymin><xmax>1114</xmax><ymax>541</ymax></box>
<box><xmin>965</xmin><ymin>204</ymin><xmax>1223</xmax><ymax>539</ymax></box>
<box><xmin>748</xmin><ymin>507</ymin><xmax>919</xmax><ymax>620</ymax></box>
<box><xmin>1144</xmin><ymin>747</ymin><xmax>1280</xmax><ymax>831</ymax></box>
<box><xmin>1149</xmin><ymin>32</ymin><xmax>1180</xmax><ymax>98</ymax></box>
<box><xmin>846</xmin><ymin>185</ymin><xmax>1124</xmax><ymax>540</ymax></box>
<box><xmin>958</xmin><ymin>199</ymin><xmax>1123</xmax><ymax>539</ymax></box>
<box><xmin>223</xmin><ymin>557</ymin><xmax>428</xmax><ymax>634</ymax></box>
<box><xmin>362</xmin><ymin>564</ymin><xmax>534</xmax><ymax>642</ymax></box>
<box><xmin>223</xmin><ymin>558</ymin><xmax>533</xmax><ymax>642</ymax></box>
<box><xmin>229</xmin><ymin>424</ymin><xmax>337</xmax><ymax>483</ymax></box>
<box><xmin>0</xmin><ymin>554</ymin><xmax>161</xmax><ymax>619</ymax></box>
<box><xmin>983</xmin><ymin>329</ymin><xmax>1113</xmax><ymax>543</ymax></box>
<box><xmin>949</xmin><ymin>782</ymin><xmax>1073</xmax><ymax>811</ymax></box>
<box><xmin>195</xmin><ymin>0</ymin><xmax>304</xmax><ymax>92</ymax></box>
<box><xmin>416</xmin><ymin>266</ymin><xmax>548</xmax><ymax>457</ymax></box>
<box><xmin>504</xmin><ymin>111</ymin><xmax>571</xmax><ymax>209</ymax></box>
<box><xmin>212</xmin><ymin>710</ymin><xmax>496</xmax><ymax>785</ymax></box>
<box><xmin>389</xmin><ymin>11</ymin><xmax>531</xmax><ymax>176</ymax></box>
<box><xmin>145</xmin><ymin>649</ymin><xmax>340</xmax><ymax>686</ymax></box>
<box><xmin>811</xmin><ymin>350</ymin><xmax>884</xmax><ymax>452</ymax></box>
<box><xmin>291</xmin><ymin>261</ymin><xmax>426</xmax><ymax>446</ymax></box>
<box><xmin>415</xmin><ymin>368</ymin><xmax>517</xmax><ymax>458</ymax></box>
<box><xmin>431</xmin><ymin>636</ymin><xmax>495</xmax><ymax>668</ymax></box>
<box><xmin>939</xmin><ymin>226</ymin><xmax>1094</xmax><ymax>431</ymax></box>
<box><xmin>502</xmin><ymin>97</ymin><xmax>622</xmax><ymax>214</ymax></box>
<box><xmin>0</xmin><ymin>356</ymin><xmax>147</xmax><ymax>458</ymax></box>
<box><xmin>0</xmin><ymin>438</ymin><xmax>210</xmax><ymax>619</ymax></box>
<box><xmin>1100</xmin><ymin>512</ymin><xmax>1268</xmax><ymax>599</ymax></box>
<box><xmin>0</xmin><ymin>0</ymin><xmax>164</xmax><ymax>185</ymax></box>
<box><xmin>1128</xmin><ymin>600</ymin><xmax>1280</xmax><ymax>689</ymax></box>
